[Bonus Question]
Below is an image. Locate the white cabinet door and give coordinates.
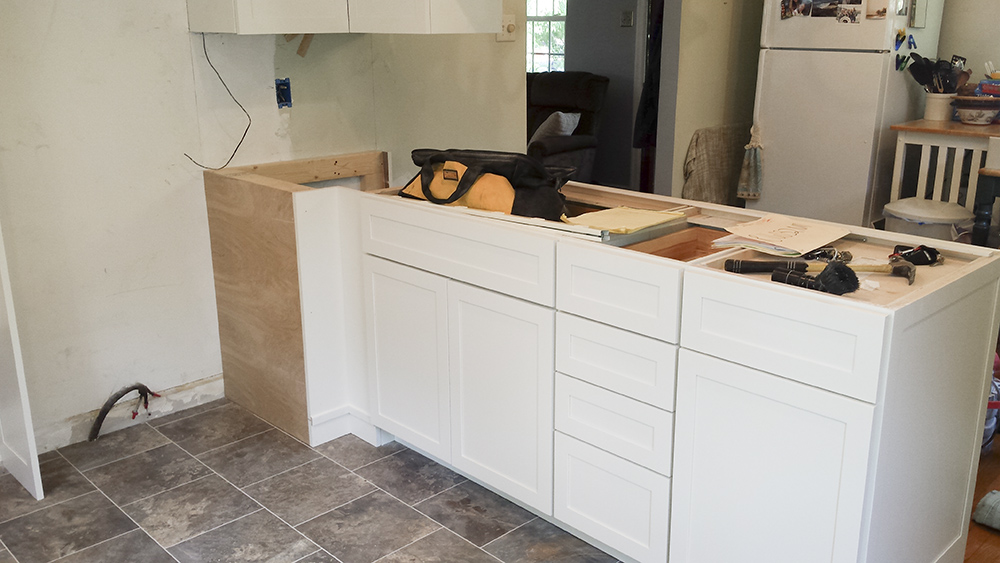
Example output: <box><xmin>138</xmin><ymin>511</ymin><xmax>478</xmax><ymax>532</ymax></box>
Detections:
<box><xmin>187</xmin><ymin>0</ymin><xmax>350</xmax><ymax>34</ymax></box>
<box><xmin>448</xmin><ymin>281</ymin><xmax>554</xmax><ymax>514</ymax></box>
<box><xmin>349</xmin><ymin>0</ymin><xmax>500</xmax><ymax>33</ymax></box>
<box><xmin>0</xmin><ymin>221</ymin><xmax>42</xmax><ymax>500</ymax></box>
<box><xmin>670</xmin><ymin>350</ymin><xmax>874</xmax><ymax>563</ymax></box>
<box><xmin>363</xmin><ymin>256</ymin><xmax>451</xmax><ymax>462</ymax></box>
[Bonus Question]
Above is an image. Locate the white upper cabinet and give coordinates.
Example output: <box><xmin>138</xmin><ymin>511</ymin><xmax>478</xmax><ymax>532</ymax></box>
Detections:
<box><xmin>349</xmin><ymin>0</ymin><xmax>501</xmax><ymax>34</ymax></box>
<box><xmin>187</xmin><ymin>0</ymin><xmax>350</xmax><ymax>34</ymax></box>
<box><xmin>187</xmin><ymin>0</ymin><xmax>501</xmax><ymax>34</ymax></box>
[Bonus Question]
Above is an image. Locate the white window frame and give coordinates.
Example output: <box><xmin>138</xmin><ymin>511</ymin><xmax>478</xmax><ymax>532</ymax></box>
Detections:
<box><xmin>526</xmin><ymin>10</ymin><xmax>567</xmax><ymax>72</ymax></box>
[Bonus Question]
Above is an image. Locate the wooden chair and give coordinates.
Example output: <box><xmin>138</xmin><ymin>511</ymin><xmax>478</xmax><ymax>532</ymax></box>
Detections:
<box><xmin>888</xmin><ymin>125</ymin><xmax>992</xmax><ymax>210</ymax></box>
<box><xmin>973</xmin><ymin>164</ymin><xmax>1000</xmax><ymax>246</ymax></box>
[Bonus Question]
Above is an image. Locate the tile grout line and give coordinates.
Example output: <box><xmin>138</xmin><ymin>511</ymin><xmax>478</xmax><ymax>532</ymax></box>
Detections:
<box><xmin>46</xmin><ymin>528</ymin><xmax>141</xmax><ymax>562</ymax></box>
<box><xmin>176</xmin><ymin>441</ymin><xmax>325</xmax><ymax>554</ymax></box>
<box><xmin>148</xmin><ymin>400</ymin><xmax>230</xmax><ymax>430</ymax></box>
<box><xmin>430</xmin><ymin>526</ymin><xmax>506</xmax><ymax>563</ymax></box>
<box><xmin>344</xmin><ymin>447</ymin><xmax>406</xmax><ymax>472</ymax></box>
<box><xmin>2</xmin><ymin>542</ymin><xmax>23</xmax><ymax>563</ymax></box>
<box><xmin>369</xmin><ymin>524</ymin><xmax>443</xmax><ymax>563</ymax></box>
<box><xmin>160</xmin><ymin>508</ymin><xmax>265</xmax><ymax>550</ymax></box>
<box><xmin>408</xmin><ymin>478</ymin><xmax>470</xmax><ymax>508</ymax></box>
<box><xmin>292</xmin><ymin>489</ymin><xmax>380</xmax><ymax>529</ymax></box>
<box><xmin>290</xmin><ymin>547</ymin><xmax>345</xmax><ymax>563</ymax></box>
<box><xmin>69</xmin><ymin>466</ymin><xmax>184</xmax><ymax>563</ymax></box>
<box><xmin>59</xmin><ymin>422</ymin><xmax>169</xmax><ymax>473</ymax></box>
<box><xmin>238</xmin><ymin>455</ymin><xmax>324</xmax><ymax>490</ymax></box>
<box><xmin>180</xmin><ymin>426</ymin><xmax>275</xmax><ymax>459</ymax></box>
<box><xmin>481</xmin><ymin>516</ymin><xmax>540</xmax><ymax>550</ymax></box>
<box><xmin>0</xmin><ymin>488</ymin><xmax>99</xmax><ymax>527</ymax></box>
<box><xmin>118</xmin><ymin>473</ymin><xmax>217</xmax><ymax>509</ymax></box>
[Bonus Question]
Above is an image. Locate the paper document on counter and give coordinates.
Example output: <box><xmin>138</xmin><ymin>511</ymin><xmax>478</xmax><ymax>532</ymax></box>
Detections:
<box><xmin>715</xmin><ymin>214</ymin><xmax>850</xmax><ymax>257</ymax></box>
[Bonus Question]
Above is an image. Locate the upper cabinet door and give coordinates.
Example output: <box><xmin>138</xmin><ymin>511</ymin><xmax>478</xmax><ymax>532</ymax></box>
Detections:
<box><xmin>188</xmin><ymin>0</ymin><xmax>350</xmax><ymax>34</ymax></box>
<box><xmin>349</xmin><ymin>0</ymin><xmax>500</xmax><ymax>33</ymax></box>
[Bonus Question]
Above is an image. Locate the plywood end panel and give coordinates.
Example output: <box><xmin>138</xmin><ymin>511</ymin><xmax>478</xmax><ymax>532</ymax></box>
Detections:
<box><xmin>205</xmin><ymin>172</ymin><xmax>309</xmax><ymax>442</ymax></box>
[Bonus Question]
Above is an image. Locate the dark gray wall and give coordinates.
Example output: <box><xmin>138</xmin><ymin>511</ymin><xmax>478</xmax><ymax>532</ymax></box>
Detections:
<box><xmin>565</xmin><ymin>0</ymin><xmax>640</xmax><ymax>189</ymax></box>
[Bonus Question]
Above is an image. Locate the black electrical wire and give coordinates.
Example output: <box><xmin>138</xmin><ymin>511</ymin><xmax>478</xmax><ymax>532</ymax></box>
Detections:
<box><xmin>184</xmin><ymin>33</ymin><xmax>252</xmax><ymax>170</ymax></box>
<box><xmin>88</xmin><ymin>383</ymin><xmax>160</xmax><ymax>441</ymax></box>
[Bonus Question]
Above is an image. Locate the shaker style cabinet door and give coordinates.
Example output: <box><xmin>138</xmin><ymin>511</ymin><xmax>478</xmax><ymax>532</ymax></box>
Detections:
<box><xmin>363</xmin><ymin>256</ymin><xmax>451</xmax><ymax>462</ymax></box>
<box><xmin>448</xmin><ymin>280</ymin><xmax>554</xmax><ymax>515</ymax></box>
<box><xmin>348</xmin><ymin>0</ymin><xmax>501</xmax><ymax>33</ymax></box>
<box><xmin>187</xmin><ymin>0</ymin><xmax>350</xmax><ymax>34</ymax></box>
<box><xmin>670</xmin><ymin>350</ymin><xmax>874</xmax><ymax>563</ymax></box>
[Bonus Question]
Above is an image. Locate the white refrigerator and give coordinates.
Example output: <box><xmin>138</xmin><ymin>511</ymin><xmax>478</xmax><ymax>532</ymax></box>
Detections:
<box><xmin>745</xmin><ymin>0</ymin><xmax>946</xmax><ymax>227</ymax></box>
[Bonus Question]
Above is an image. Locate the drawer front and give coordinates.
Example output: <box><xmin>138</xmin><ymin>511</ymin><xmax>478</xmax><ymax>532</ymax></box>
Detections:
<box><xmin>556</xmin><ymin>312</ymin><xmax>677</xmax><ymax>410</ymax></box>
<box><xmin>681</xmin><ymin>269</ymin><xmax>888</xmax><ymax>403</ymax></box>
<box><xmin>556</xmin><ymin>239</ymin><xmax>682</xmax><ymax>343</ymax></box>
<box><xmin>555</xmin><ymin>374</ymin><xmax>673</xmax><ymax>474</ymax></box>
<box><xmin>554</xmin><ymin>432</ymin><xmax>670</xmax><ymax>563</ymax></box>
<box><xmin>360</xmin><ymin>194</ymin><xmax>556</xmax><ymax>306</ymax></box>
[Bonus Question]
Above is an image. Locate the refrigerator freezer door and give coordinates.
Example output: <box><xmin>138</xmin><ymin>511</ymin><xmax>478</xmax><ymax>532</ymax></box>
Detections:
<box><xmin>746</xmin><ymin>49</ymin><xmax>887</xmax><ymax>226</ymax></box>
<box><xmin>761</xmin><ymin>0</ymin><xmax>896</xmax><ymax>51</ymax></box>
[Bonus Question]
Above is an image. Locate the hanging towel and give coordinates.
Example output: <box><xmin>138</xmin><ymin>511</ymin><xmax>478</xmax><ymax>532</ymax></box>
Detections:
<box><xmin>737</xmin><ymin>125</ymin><xmax>763</xmax><ymax>201</ymax></box>
<box><xmin>681</xmin><ymin>123</ymin><xmax>750</xmax><ymax>206</ymax></box>
<box><xmin>975</xmin><ymin>490</ymin><xmax>1000</xmax><ymax>530</ymax></box>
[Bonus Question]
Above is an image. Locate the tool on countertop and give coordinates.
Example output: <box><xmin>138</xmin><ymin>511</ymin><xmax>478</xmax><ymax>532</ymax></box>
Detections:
<box><xmin>801</xmin><ymin>246</ymin><xmax>853</xmax><ymax>262</ymax></box>
<box><xmin>770</xmin><ymin>263</ymin><xmax>860</xmax><ymax>295</ymax></box>
<box><xmin>725</xmin><ymin>257</ymin><xmax>917</xmax><ymax>284</ymax></box>
<box><xmin>891</xmin><ymin>244</ymin><xmax>943</xmax><ymax>266</ymax></box>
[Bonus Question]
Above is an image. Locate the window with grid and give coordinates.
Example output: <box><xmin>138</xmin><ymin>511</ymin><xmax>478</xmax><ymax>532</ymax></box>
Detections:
<box><xmin>527</xmin><ymin>0</ymin><xmax>567</xmax><ymax>72</ymax></box>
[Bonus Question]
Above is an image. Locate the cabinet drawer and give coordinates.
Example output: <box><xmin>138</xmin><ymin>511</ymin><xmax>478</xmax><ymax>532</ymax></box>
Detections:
<box><xmin>556</xmin><ymin>239</ymin><xmax>682</xmax><ymax>343</ymax></box>
<box><xmin>554</xmin><ymin>433</ymin><xmax>670</xmax><ymax>563</ymax></box>
<box><xmin>681</xmin><ymin>269</ymin><xmax>888</xmax><ymax>403</ymax></box>
<box><xmin>555</xmin><ymin>374</ymin><xmax>673</xmax><ymax>474</ymax></box>
<box><xmin>360</xmin><ymin>194</ymin><xmax>556</xmax><ymax>306</ymax></box>
<box><xmin>556</xmin><ymin>312</ymin><xmax>677</xmax><ymax>410</ymax></box>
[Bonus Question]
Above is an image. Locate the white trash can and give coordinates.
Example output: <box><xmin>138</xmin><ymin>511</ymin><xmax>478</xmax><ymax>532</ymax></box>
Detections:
<box><xmin>882</xmin><ymin>197</ymin><xmax>974</xmax><ymax>241</ymax></box>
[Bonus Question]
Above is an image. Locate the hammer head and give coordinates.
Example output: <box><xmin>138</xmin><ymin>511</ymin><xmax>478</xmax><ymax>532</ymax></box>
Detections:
<box><xmin>889</xmin><ymin>257</ymin><xmax>917</xmax><ymax>285</ymax></box>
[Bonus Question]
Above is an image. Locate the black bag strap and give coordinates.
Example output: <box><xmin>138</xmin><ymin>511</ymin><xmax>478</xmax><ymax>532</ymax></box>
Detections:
<box><xmin>419</xmin><ymin>153</ymin><xmax>486</xmax><ymax>205</ymax></box>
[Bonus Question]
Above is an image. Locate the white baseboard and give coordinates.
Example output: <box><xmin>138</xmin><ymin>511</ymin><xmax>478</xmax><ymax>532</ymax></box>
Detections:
<box><xmin>307</xmin><ymin>405</ymin><xmax>379</xmax><ymax>447</ymax></box>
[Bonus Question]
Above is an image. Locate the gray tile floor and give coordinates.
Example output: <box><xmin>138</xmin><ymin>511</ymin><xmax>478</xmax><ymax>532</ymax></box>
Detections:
<box><xmin>0</xmin><ymin>400</ymin><xmax>618</xmax><ymax>563</ymax></box>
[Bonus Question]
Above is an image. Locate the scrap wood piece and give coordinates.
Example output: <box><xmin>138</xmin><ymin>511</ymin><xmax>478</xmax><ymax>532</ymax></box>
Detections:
<box><xmin>297</xmin><ymin>34</ymin><xmax>314</xmax><ymax>58</ymax></box>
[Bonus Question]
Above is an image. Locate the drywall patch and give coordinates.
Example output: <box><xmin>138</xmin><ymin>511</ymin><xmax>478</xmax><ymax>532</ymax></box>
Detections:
<box><xmin>33</xmin><ymin>373</ymin><xmax>224</xmax><ymax>452</ymax></box>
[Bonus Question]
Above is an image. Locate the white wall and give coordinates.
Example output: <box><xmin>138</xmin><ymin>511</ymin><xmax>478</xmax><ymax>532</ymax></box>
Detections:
<box><xmin>0</xmin><ymin>0</ymin><xmax>525</xmax><ymax>450</ymax></box>
<box><xmin>370</xmin><ymin>17</ymin><xmax>527</xmax><ymax>186</ymax></box>
<box><xmin>565</xmin><ymin>0</ymin><xmax>641</xmax><ymax>190</ymax></box>
<box><xmin>937</xmin><ymin>0</ymin><xmax>1000</xmax><ymax>74</ymax></box>
<box><xmin>668</xmin><ymin>0</ymin><xmax>762</xmax><ymax>197</ymax></box>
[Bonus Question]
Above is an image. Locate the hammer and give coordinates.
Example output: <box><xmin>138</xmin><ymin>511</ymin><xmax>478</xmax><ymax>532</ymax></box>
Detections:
<box><xmin>725</xmin><ymin>257</ymin><xmax>917</xmax><ymax>285</ymax></box>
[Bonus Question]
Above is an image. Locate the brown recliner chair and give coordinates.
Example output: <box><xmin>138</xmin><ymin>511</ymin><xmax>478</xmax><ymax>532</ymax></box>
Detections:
<box><xmin>526</xmin><ymin>71</ymin><xmax>610</xmax><ymax>183</ymax></box>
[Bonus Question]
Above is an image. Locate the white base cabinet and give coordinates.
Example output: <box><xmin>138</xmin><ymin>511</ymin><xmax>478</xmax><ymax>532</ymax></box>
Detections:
<box><xmin>670</xmin><ymin>349</ymin><xmax>875</xmax><ymax>563</ymax></box>
<box><xmin>356</xmin><ymin>185</ymin><xmax>1000</xmax><ymax>563</ymax></box>
<box><xmin>364</xmin><ymin>254</ymin><xmax>554</xmax><ymax>515</ymax></box>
